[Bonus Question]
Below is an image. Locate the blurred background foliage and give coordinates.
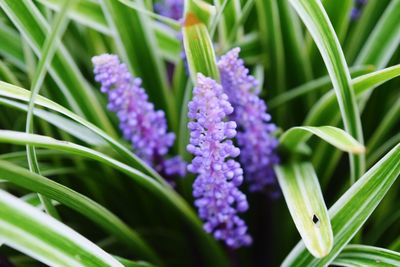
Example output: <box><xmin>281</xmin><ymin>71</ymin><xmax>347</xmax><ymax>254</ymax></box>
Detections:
<box><xmin>0</xmin><ymin>0</ymin><xmax>399</xmax><ymax>266</ymax></box>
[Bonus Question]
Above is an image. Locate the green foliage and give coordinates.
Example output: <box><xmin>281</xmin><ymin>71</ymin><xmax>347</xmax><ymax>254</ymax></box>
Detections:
<box><xmin>0</xmin><ymin>0</ymin><xmax>399</xmax><ymax>266</ymax></box>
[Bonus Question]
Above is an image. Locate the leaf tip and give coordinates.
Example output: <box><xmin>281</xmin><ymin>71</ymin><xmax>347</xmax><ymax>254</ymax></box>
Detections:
<box><xmin>352</xmin><ymin>145</ymin><xmax>366</xmax><ymax>154</ymax></box>
<box><xmin>184</xmin><ymin>12</ymin><xmax>201</xmax><ymax>27</ymax></box>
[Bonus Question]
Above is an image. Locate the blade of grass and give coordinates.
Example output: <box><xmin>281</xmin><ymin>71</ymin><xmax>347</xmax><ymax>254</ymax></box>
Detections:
<box><xmin>289</xmin><ymin>0</ymin><xmax>364</xmax><ymax>184</ymax></box>
<box><xmin>183</xmin><ymin>1</ymin><xmax>219</xmax><ymax>83</ymax></box>
<box><xmin>282</xmin><ymin>143</ymin><xmax>400</xmax><ymax>266</ymax></box>
<box><xmin>0</xmin><ymin>0</ymin><xmax>116</xmax><ymax>136</ymax></box>
<box><xmin>35</xmin><ymin>0</ymin><xmax>111</xmax><ymax>34</ymax></box>
<box><xmin>209</xmin><ymin>0</ymin><xmax>229</xmax><ymax>40</ymax></box>
<box><xmin>0</xmin><ymin>81</ymin><xmax>163</xmax><ymax>182</ymax></box>
<box><xmin>275</xmin><ymin>162</ymin><xmax>333</xmax><ymax>258</ymax></box>
<box><xmin>0</xmin><ymin>23</ymin><xmax>25</xmax><ymax>70</ymax></box>
<box><xmin>305</xmin><ymin>65</ymin><xmax>400</xmax><ymax>127</ymax></box>
<box><xmin>280</xmin><ymin>126</ymin><xmax>365</xmax><ymax>154</ymax></box>
<box><xmin>0</xmin><ymin>162</ymin><xmax>160</xmax><ymax>263</ymax></box>
<box><xmin>277</xmin><ymin>0</ymin><xmax>312</xmax><ymax>87</ymax></box>
<box><xmin>322</xmin><ymin>0</ymin><xmax>353</xmax><ymax>43</ymax></box>
<box><xmin>25</xmin><ymin>0</ymin><xmax>75</xmax><ymax>220</ymax></box>
<box><xmin>0</xmin><ymin>189</ymin><xmax>124</xmax><ymax>267</ymax></box>
<box><xmin>354</xmin><ymin>0</ymin><xmax>400</xmax><ymax>68</ymax></box>
<box><xmin>118</xmin><ymin>0</ymin><xmax>180</xmax><ymax>30</ymax></box>
<box><xmin>0</xmin><ymin>61</ymin><xmax>22</xmax><ymax>87</ymax></box>
<box><xmin>332</xmin><ymin>245</ymin><xmax>400</xmax><ymax>267</ymax></box>
<box><xmin>305</xmin><ymin>0</ymin><xmax>353</xmax><ymax>78</ymax></box>
<box><xmin>344</xmin><ymin>0</ymin><xmax>391</xmax><ymax>63</ymax></box>
<box><xmin>256</xmin><ymin>0</ymin><xmax>286</xmax><ymax>123</ymax></box>
<box><xmin>367</xmin><ymin>97</ymin><xmax>400</xmax><ymax>152</ymax></box>
<box><xmin>0</xmin><ymin>98</ymin><xmax>105</xmax><ymax>146</ymax></box>
<box><xmin>305</xmin><ymin>65</ymin><xmax>400</xmax><ymax>181</ymax></box>
<box><xmin>269</xmin><ymin>66</ymin><xmax>373</xmax><ymax>109</ymax></box>
<box><xmin>226</xmin><ymin>0</ymin><xmax>255</xmax><ymax>44</ymax></box>
<box><xmin>0</xmin><ymin>130</ymin><xmax>228</xmax><ymax>267</ymax></box>
<box><xmin>367</xmin><ymin>133</ymin><xmax>400</xmax><ymax>168</ymax></box>
<box><xmin>314</xmin><ymin>0</ymin><xmax>400</xmax><ymax>184</ymax></box>
<box><xmin>35</xmin><ymin>0</ymin><xmax>181</xmax><ymax>62</ymax></box>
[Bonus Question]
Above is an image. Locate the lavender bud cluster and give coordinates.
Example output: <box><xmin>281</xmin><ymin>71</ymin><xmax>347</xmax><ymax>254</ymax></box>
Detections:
<box><xmin>187</xmin><ymin>74</ymin><xmax>252</xmax><ymax>248</ymax></box>
<box><xmin>92</xmin><ymin>54</ymin><xmax>185</xmax><ymax>177</ymax></box>
<box><xmin>154</xmin><ymin>0</ymin><xmax>183</xmax><ymax>21</ymax></box>
<box><xmin>218</xmin><ymin>48</ymin><xmax>279</xmax><ymax>193</ymax></box>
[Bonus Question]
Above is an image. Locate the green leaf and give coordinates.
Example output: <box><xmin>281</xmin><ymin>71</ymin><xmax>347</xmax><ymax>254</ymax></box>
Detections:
<box><xmin>227</xmin><ymin>0</ymin><xmax>255</xmax><ymax>44</ymax></box>
<box><xmin>0</xmin><ymin>97</ymin><xmax>105</xmax><ymax>146</ymax></box>
<box><xmin>355</xmin><ymin>0</ymin><xmax>400</xmax><ymax>69</ymax></box>
<box><xmin>0</xmin><ymin>0</ymin><xmax>116</xmax><ymax>135</ymax></box>
<box><xmin>275</xmin><ymin>162</ymin><xmax>333</xmax><ymax>258</ymax></box>
<box><xmin>367</xmin><ymin>98</ymin><xmax>400</xmax><ymax>152</ymax></box>
<box><xmin>269</xmin><ymin>66</ymin><xmax>373</xmax><ymax>109</ymax></box>
<box><xmin>322</xmin><ymin>0</ymin><xmax>352</xmax><ymax>43</ymax></box>
<box><xmin>0</xmin><ymin>60</ymin><xmax>22</xmax><ymax>86</ymax></box>
<box><xmin>115</xmin><ymin>256</ymin><xmax>155</xmax><ymax>267</ymax></box>
<box><xmin>282</xmin><ymin>143</ymin><xmax>400</xmax><ymax>266</ymax></box>
<box><xmin>305</xmin><ymin>65</ymin><xmax>400</xmax><ymax>126</ymax></box>
<box><xmin>0</xmin><ymin>130</ymin><xmax>228</xmax><ymax>266</ymax></box>
<box><xmin>277</xmin><ymin>0</ymin><xmax>312</xmax><ymax>86</ymax></box>
<box><xmin>0</xmin><ymin>23</ymin><xmax>25</xmax><ymax>70</ymax></box>
<box><xmin>183</xmin><ymin>4</ymin><xmax>219</xmax><ymax>83</ymax></box>
<box><xmin>184</xmin><ymin>0</ymin><xmax>216</xmax><ymax>27</ymax></box>
<box><xmin>118</xmin><ymin>0</ymin><xmax>180</xmax><ymax>30</ymax></box>
<box><xmin>345</xmin><ymin>0</ymin><xmax>391</xmax><ymax>63</ymax></box>
<box><xmin>308</xmin><ymin>65</ymin><xmax>400</xmax><ymax>181</ymax></box>
<box><xmin>0</xmin><ymin>189</ymin><xmax>123</xmax><ymax>267</ymax></box>
<box><xmin>305</xmin><ymin>0</ymin><xmax>353</xmax><ymax>77</ymax></box>
<box><xmin>289</xmin><ymin>0</ymin><xmax>364</xmax><ymax>182</ymax></box>
<box><xmin>35</xmin><ymin>0</ymin><xmax>181</xmax><ymax>62</ymax></box>
<box><xmin>256</xmin><ymin>0</ymin><xmax>286</xmax><ymax>125</ymax></box>
<box><xmin>25</xmin><ymin>0</ymin><xmax>75</xmax><ymax>220</ymax></box>
<box><xmin>35</xmin><ymin>0</ymin><xmax>110</xmax><ymax>34</ymax></box>
<box><xmin>332</xmin><ymin>245</ymin><xmax>400</xmax><ymax>267</ymax></box>
<box><xmin>0</xmin><ymin>81</ymin><xmax>163</xmax><ymax>182</ymax></box>
<box><xmin>280</xmin><ymin>126</ymin><xmax>365</xmax><ymax>154</ymax></box>
<box><xmin>367</xmin><ymin>133</ymin><xmax>400</xmax><ymax>168</ymax></box>
<box><xmin>0</xmin><ymin>160</ymin><xmax>160</xmax><ymax>264</ymax></box>
<box><xmin>212</xmin><ymin>0</ymin><xmax>242</xmax><ymax>44</ymax></box>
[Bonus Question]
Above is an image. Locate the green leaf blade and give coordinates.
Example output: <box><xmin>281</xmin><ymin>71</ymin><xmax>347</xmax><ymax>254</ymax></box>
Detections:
<box><xmin>275</xmin><ymin>162</ymin><xmax>333</xmax><ymax>258</ymax></box>
<box><xmin>0</xmin><ymin>189</ymin><xmax>123</xmax><ymax>267</ymax></box>
<box><xmin>283</xmin><ymin>143</ymin><xmax>400</xmax><ymax>266</ymax></box>
<box><xmin>289</xmin><ymin>0</ymin><xmax>365</xmax><ymax>182</ymax></box>
<box><xmin>333</xmin><ymin>245</ymin><xmax>400</xmax><ymax>267</ymax></box>
<box><xmin>280</xmin><ymin>126</ymin><xmax>365</xmax><ymax>154</ymax></box>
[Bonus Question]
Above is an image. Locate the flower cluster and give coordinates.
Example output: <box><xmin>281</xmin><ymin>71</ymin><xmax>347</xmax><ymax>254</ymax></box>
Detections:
<box><xmin>92</xmin><ymin>54</ymin><xmax>186</xmax><ymax>177</ymax></box>
<box><xmin>187</xmin><ymin>74</ymin><xmax>252</xmax><ymax>248</ymax></box>
<box><xmin>218</xmin><ymin>48</ymin><xmax>279</xmax><ymax>193</ymax></box>
<box><xmin>154</xmin><ymin>0</ymin><xmax>183</xmax><ymax>20</ymax></box>
<box><xmin>351</xmin><ymin>0</ymin><xmax>367</xmax><ymax>20</ymax></box>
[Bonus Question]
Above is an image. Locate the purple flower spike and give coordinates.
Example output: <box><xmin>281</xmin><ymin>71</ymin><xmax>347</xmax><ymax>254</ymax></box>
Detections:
<box><xmin>218</xmin><ymin>48</ymin><xmax>279</xmax><ymax>193</ymax></box>
<box><xmin>163</xmin><ymin>156</ymin><xmax>187</xmax><ymax>177</ymax></box>
<box><xmin>187</xmin><ymin>73</ymin><xmax>252</xmax><ymax>249</ymax></box>
<box><xmin>154</xmin><ymin>0</ymin><xmax>183</xmax><ymax>20</ymax></box>
<box><xmin>92</xmin><ymin>54</ymin><xmax>175</xmax><ymax>164</ymax></box>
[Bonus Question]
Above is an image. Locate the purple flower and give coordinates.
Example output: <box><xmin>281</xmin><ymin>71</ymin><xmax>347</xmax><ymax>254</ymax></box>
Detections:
<box><xmin>351</xmin><ymin>0</ymin><xmax>368</xmax><ymax>20</ymax></box>
<box><xmin>187</xmin><ymin>73</ymin><xmax>252</xmax><ymax>248</ymax></box>
<box><xmin>154</xmin><ymin>0</ymin><xmax>183</xmax><ymax>20</ymax></box>
<box><xmin>162</xmin><ymin>156</ymin><xmax>187</xmax><ymax>177</ymax></box>
<box><xmin>92</xmin><ymin>54</ymin><xmax>175</xmax><ymax>164</ymax></box>
<box><xmin>218</xmin><ymin>48</ymin><xmax>279</xmax><ymax>193</ymax></box>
